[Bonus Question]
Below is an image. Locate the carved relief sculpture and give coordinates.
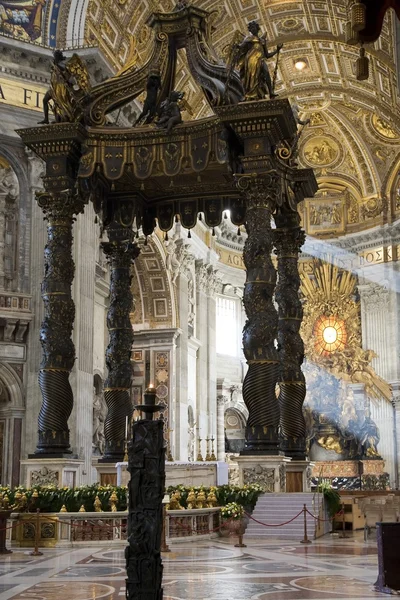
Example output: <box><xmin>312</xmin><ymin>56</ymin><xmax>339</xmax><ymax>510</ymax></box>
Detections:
<box><xmin>93</xmin><ymin>386</ymin><xmax>107</xmax><ymax>456</ymax></box>
<box><xmin>243</xmin><ymin>465</ymin><xmax>275</xmax><ymax>492</ymax></box>
<box><xmin>31</xmin><ymin>466</ymin><xmax>59</xmax><ymax>487</ymax></box>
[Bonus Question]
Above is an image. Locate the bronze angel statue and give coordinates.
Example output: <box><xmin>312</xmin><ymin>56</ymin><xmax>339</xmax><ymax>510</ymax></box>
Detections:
<box><xmin>39</xmin><ymin>50</ymin><xmax>91</xmax><ymax>124</ymax></box>
<box><xmin>226</xmin><ymin>20</ymin><xmax>283</xmax><ymax>101</ymax></box>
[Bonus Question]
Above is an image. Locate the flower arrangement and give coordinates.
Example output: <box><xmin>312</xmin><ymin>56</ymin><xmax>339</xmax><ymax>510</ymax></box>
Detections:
<box><xmin>220</xmin><ymin>502</ymin><xmax>244</xmax><ymax>521</ymax></box>
<box><xmin>0</xmin><ymin>484</ymin><xmax>128</xmax><ymax>513</ymax></box>
<box><xmin>165</xmin><ymin>483</ymin><xmax>263</xmax><ymax>511</ymax></box>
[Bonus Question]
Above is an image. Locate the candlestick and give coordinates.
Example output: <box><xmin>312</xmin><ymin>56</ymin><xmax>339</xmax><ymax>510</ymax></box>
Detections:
<box><xmin>205</xmin><ymin>437</ymin><xmax>211</xmax><ymax>461</ymax></box>
<box><xmin>196</xmin><ymin>437</ymin><xmax>203</xmax><ymax>462</ymax></box>
<box><xmin>210</xmin><ymin>436</ymin><xmax>216</xmax><ymax>461</ymax></box>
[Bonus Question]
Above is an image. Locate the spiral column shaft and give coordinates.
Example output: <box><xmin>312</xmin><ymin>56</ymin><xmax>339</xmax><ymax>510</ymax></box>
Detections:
<box><xmin>241</xmin><ymin>176</ymin><xmax>280</xmax><ymax>454</ymax></box>
<box><xmin>34</xmin><ymin>190</ymin><xmax>86</xmax><ymax>456</ymax></box>
<box><xmin>101</xmin><ymin>218</ymin><xmax>139</xmax><ymax>462</ymax></box>
<box><xmin>274</xmin><ymin>211</ymin><xmax>307</xmax><ymax>459</ymax></box>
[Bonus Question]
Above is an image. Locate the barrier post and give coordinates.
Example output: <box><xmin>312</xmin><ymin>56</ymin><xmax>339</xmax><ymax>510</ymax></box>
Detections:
<box><xmin>161</xmin><ymin>504</ymin><xmax>170</xmax><ymax>553</ymax></box>
<box><xmin>341</xmin><ymin>502</ymin><xmax>347</xmax><ymax>538</ymax></box>
<box><xmin>234</xmin><ymin>519</ymin><xmax>247</xmax><ymax>548</ymax></box>
<box><xmin>30</xmin><ymin>509</ymin><xmax>43</xmax><ymax>556</ymax></box>
<box><xmin>300</xmin><ymin>504</ymin><xmax>312</xmax><ymax>544</ymax></box>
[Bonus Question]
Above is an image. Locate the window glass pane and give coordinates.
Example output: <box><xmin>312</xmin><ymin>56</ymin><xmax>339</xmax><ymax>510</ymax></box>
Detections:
<box><xmin>216</xmin><ymin>296</ymin><xmax>237</xmax><ymax>356</ymax></box>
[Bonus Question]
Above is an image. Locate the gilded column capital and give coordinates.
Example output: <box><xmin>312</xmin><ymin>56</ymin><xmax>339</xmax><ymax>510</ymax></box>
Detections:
<box><xmin>36</xmin><ymin>189</ymin><xmax>86</xmax><ymax>221</ymax></box>
<box><xmin>236</xmin><ymin>173</ymin><xmax>281</xmax><ymax>211</ymax></box>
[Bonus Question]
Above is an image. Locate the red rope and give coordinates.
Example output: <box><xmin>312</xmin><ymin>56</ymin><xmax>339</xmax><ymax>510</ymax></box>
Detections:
<box><xmin>244</xmin><ymin>509</ymin><xmax>303</xmax><ymax>528</ymax></box>
<box><xmin>306</xmin><ymin>508</ymin><xmax>342</xmax><ymax>522</ymax></box>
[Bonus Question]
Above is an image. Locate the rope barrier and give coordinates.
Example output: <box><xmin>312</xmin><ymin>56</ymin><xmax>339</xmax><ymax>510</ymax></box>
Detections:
<box><xmin>245</xmin><ymin>509</ymin><xmax>303</xmax><ymax>528</ymax></box>
<box><xmin>305</xmin><ymin>508</ymin><xmax>342</xmax><ymax>523</ymax></box>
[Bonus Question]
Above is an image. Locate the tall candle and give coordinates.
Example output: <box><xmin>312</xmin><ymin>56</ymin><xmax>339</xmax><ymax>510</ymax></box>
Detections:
<box><xmin>125</xmin><ymin>416</ymin><xmax>128</xmax><ymax>440</ymax></box>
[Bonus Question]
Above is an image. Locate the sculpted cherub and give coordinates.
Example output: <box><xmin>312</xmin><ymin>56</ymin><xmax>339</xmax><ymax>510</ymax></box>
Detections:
<box><xmin>156</xmin><ymin>91</ymin><xmax>184</xmax><ymax>132</ymax></box>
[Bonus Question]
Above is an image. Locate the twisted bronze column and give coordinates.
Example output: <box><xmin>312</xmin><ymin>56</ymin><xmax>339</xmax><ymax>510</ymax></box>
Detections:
<box><xmin>239</xmin><ymin>175</ymin><xmax>280</xmax><ymax>454</ymax></box>
<box><xmin>101</xmin><ymin>218</ymin><xmax>139</xmax><ymax>462</ymax></box>
<box><xmin>35</xmin><ymin>189</ymin><xmax>86</xmax><ymax>456</ymax></box>
<box><xmin>274</xmin><ymin>210</ymin><xmax>307</xmax><ymax>459</ymax></box>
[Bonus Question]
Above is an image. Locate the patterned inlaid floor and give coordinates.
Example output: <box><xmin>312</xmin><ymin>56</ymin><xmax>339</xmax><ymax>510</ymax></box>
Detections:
<box><xmin>0</xmin><ymin>533</ymin><xmax>390</xmax><ymax>600</ymax></box>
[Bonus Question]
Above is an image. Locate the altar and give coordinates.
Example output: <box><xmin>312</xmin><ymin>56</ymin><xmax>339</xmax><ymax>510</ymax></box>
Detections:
<box><xmin>116</xmin><ymin>461</ymin><xmax>229</xmax><ymax>488</ymax></box>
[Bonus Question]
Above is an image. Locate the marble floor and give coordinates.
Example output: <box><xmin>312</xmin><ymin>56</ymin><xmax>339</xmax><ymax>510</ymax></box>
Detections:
<box><xmin>0</xmin><ymin>532</ymin><xmax>389</xmax><ymax>600</ymax></box>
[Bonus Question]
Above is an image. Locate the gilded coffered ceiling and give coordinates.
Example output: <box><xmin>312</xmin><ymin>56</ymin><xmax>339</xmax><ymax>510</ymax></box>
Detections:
<box><xmin>81</xmin><ymin>0</ymin><xmax>400</xmax><ymax>237</ymax></box>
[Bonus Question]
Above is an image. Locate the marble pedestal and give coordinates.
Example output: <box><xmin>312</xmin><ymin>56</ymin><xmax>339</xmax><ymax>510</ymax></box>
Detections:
<box><xmin>92</xmin><ymin>459</ymin><xmax>117</xmax><ymax>485</ymax></box>
<box><xmin>236</xmin><ymin>455</ymin><xmax>292</xmax><ymax>492</ymax></box>
<box><xmin>21</xmin><ymin>458</ymin><xmax>84</xmax><ymax>488</ymax></box>
<box><xmin>116</xmin><ymin>462</ymin><xmax>130</xmax><ymax>486</ymax></box>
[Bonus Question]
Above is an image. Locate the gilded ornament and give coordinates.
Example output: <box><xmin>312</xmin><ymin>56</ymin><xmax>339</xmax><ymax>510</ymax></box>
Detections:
<box><xmin>187</xmin><ymin>488</ymin><xmax>196</xmax><ymax>509</ymax></box>
<box><xmin>109</xmin><ymin>491</ymin><xmax>118</xmax><ymax>512</ymax></box>
<box><xmin>38</xmin><ymin>51</ymin><xmax>91</xmax><ymax>125</ymax></box>
<box><xmin>303</xmin><ymin>137</ymin><xmax>339</xmax><ymax>166</ymax></box>
<box><xmin>94</xmin><ymin>495</ymin><xmax>103</xmax><ymax>512</ymax></box>
<box><xmin>371</xmin><ymin>114</ymin><xmax>398</xmax><ymax>139</ymax></box>
<box><xmin>301</xmin><ymin>260</ymin><xmax>392</xmax><ymax>404</ymax></box>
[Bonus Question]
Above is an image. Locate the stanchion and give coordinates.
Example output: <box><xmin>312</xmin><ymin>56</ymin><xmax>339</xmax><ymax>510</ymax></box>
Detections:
<box><xmin>234</xmin><ymin>520</ymin><xmax>247</xmax><ymax>548</ymax></box>
<box><xmin>0</xmin><ymin>510</ymin><xmax>12</xmax><ymax>554</ymax></box>
<box><xmin>161</xmin><ymin>503</ymin><xmax>170</xmax><ymax>553</ymax></box>
<box><xmin>341</xmin><ymin>502</ymin><xmax>347</xmax><ymax>538</ymax></box>
<box><xmin>30</xmin><ymin>509</ymin><xmax>43</xmax><ymax>556</ymax></box>
<box><xmin>300</xmin><ymin>504</ymin><xmax>312</xmax><ymax>544</ymax></box>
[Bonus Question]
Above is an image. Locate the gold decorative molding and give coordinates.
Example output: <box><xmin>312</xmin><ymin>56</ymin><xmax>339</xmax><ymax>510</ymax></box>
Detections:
<box><xmin>300</xmin><ymin>260</ymin><xmax>391</xmax><ymax>404</ymax></box>
<box><xmin>216</xmin><ymin>245</ymin><xmax>245</xmax><ymax>270</ymax></box>
<box><xmin>0</xmin><ymin>76</ymin><xmax>46</xmax><ymax>112</ymax></box>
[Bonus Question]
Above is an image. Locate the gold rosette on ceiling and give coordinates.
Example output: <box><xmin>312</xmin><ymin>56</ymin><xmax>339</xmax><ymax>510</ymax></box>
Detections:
<box><xmin>300</xmin><ymin>260</ymin><xmax>391</xmax><ymax>404</ymax></box>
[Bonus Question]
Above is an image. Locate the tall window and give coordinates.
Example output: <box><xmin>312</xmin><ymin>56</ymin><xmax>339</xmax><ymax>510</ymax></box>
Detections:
<box><xmin>216</xmin><ymin>296</ymin><xmax>238</xmax><ymax>356</ymax></box>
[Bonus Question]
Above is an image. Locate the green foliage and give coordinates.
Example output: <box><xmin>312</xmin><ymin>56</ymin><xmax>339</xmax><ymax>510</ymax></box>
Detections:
<box><xmin>0</xmin><ymin>484</ymin><xmax>128</xmax><ymax>513</ymax></box>
<box><xmin>166</xmin><ymin>483</ymin><xmax>263</xmax><ymax>511</ymax></box>
<box><xmin>318</xmin><ymin>480</ymin><xmax>341</xmax><ymax>517</ymax></box>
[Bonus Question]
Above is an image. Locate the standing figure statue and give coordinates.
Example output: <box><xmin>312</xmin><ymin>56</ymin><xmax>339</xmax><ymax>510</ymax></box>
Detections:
<box><xmin>93</xmin><ymin>386</ymin><xmax>107</xmax><ymax>455</ymax></box>
<box><xmin>358</xmin><ymin>411</ymin><xmax>381</xmax><ymax>459</ymax></box>
<box><xmin>39</xmin><ymin>50</ymin><xmax>91</xmax><ymax>125</ymax></box>
<box><xmin>232</xmin><ymin>21</ymin><xmax>283</xmax><ymax>101</ymax></box>
<box><xmin>134</xmin><ymin>71</ymin><xmax>162</xmax><ymax>126</ymax></box>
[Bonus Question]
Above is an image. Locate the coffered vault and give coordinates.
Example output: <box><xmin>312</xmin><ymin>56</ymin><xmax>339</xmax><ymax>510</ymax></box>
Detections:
<box><xmin>55</xmin><ymin>0</ymin><xmax>400</xmax><ymax>238</ymax></box>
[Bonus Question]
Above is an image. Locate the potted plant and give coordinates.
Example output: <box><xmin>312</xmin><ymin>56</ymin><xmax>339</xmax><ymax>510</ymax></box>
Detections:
<box><xmin>220</xmin><ymin>502</ymin><xmax>245</xmax><ymax>535</ymax></box>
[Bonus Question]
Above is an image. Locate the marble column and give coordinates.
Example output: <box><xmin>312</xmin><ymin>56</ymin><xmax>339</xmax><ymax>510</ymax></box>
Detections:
<box><xmin>101</xmin><ymin>217</ymin><xmax>139</xmax><ymax>462</ymax></box>
<box><xmin>217</xmin><ymin>394</ymin><xmax>227</xmax><ymax>461</ymax></box>
<box><xmin>274</xmin><ymin>210</ymin><xmax>306</xmax><ymax>459</ymax></box>
<box><xmin>196</xmin><ymin>261</ymin><xmax>219</xmax><ymax>446</ymax></box>
<box><xmin>33</xmin><ymin>188</ymin><xmax>86</xmax><ymax>456</ymax></box>
<box><xmin>240</xmin><ymin>176</ymin><xmax>280</xmax><ymax>454</ymax></box>
<box><xmin>358</xmin><ymin>276</ymin><xmax>397</xmax><ymax>483</ymax></box>
<box><xmin>70</xmin><ymin>202</ymin><xmax>98</xmax><ymax>482</ymax></box>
